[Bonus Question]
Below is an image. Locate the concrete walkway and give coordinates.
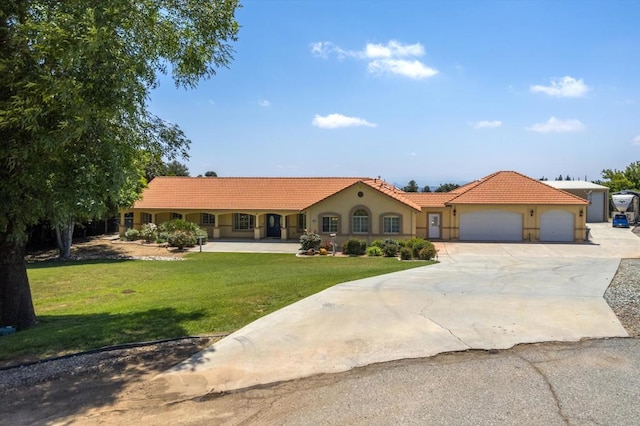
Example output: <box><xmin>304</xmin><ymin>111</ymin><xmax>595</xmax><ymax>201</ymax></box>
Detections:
<box><xmin>160</xmin><ymin>223</ymin><xmax>638</xmax><ymax>397</ymax></box>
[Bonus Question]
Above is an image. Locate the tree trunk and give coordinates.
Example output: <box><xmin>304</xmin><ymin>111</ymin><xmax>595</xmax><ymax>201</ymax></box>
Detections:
<box><xmin>0</xmin><ymin>236</ymin><xmax>37</xmax><ymax>329</ymax></box>
<box><xmin>56</xmin><ymin>220</ymin><xmax>75</xmax><ymax>258</ymax></box>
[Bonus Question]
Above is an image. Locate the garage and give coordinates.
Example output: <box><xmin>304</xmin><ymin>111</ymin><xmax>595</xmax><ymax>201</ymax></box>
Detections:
<box><xmin>540</xmin><ymin>210</ymin><xmax>574</xmax><ymax>242</ymax></box>
<box><xmin>459</xmin><ymin>210</ymin><xmax>523</xmax><ymax>241</ymax></box>
<box><xmin>587</xmin><ymin>192</ymin><xmax>605</xmax><ymax>223</ymax></box>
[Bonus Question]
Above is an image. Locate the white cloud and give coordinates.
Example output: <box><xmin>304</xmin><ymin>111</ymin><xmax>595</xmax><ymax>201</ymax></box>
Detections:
<box><xmin>364</xmin><ymin>40</ymin><xmax>424</xmax><ymax>59</ymax></box>
<box><xmin>632</xmin><ymin>135</ymin><xmax>640</xmax><ymax>145</ymax></box>
<box><xmin>259</xmin><ymin>99</ymin><xmax>270</xmax><ymax>107</ymax></box>
<box><xmin>312</xmin><ymin>113</ymin><xmax>377</xmax><ymax>129</ymax></box>
<box><xmin>473</xmin><ymin>120</ymin><xmax>502</xmax><ymax>129</ymax></box>
<box><xmin>368</xmin><ymin>59</ymin><xmax>438</xmax><ymax>79</ymax></box>
<box><xmin>526</xmin><ymin>117</ymin><xmax>586</xmax><ymax>133</ymax></box>
<box><xmin>311</xmin><ymin>39</ymin><xmax>437</xmax><ymax>79</ymax></box>
<box><xmin>410</xmin><ymin>152</ymin><xmax>417</xmax><ymax>157</ymax></box>
<box><xmin>530</xmin><ymin>76</ymin><xmax>590</xmax><ymax>97</ymax></box>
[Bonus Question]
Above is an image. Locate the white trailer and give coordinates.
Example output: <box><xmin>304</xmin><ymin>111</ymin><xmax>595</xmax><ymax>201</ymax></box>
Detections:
<box><xmin>611</xmin><ymin>190</ymin><xmax>640</xmax><ymax>224</ymax></box>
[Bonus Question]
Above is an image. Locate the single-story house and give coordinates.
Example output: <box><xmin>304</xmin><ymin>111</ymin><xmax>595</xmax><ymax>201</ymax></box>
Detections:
<box><xmin>120</xmin><ymin>170</ymin><xmax>589</xmax><ymax>243</ymax></box>
<box><xmin>542</xmin><ymin>180</ymin><xmax>609</xmax><ymax>223</ymax></box>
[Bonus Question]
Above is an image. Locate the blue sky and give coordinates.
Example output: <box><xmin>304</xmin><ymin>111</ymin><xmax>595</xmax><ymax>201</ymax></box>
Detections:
<box><xmin>149</xmin><ymin>0</ymin><xmax>640</xmax><ymax>187</ymax></box>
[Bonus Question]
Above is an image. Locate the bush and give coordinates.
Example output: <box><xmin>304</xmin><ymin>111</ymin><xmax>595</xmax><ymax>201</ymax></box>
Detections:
<box><xmin>366</xmin><ymin>246</ymin><xmax>383</xmax><ymax>257</ymax></box>
<box><xmin>418</xmin><ymin>244</ymin><xmax>437</xmax><ymax>260</ymax></box>
<box><xmin>124</xmin><ymin>228</ymin><xmax>140</xmax><ymax>241</ymax></box>
<box><xmin>159</xmin><ymin>219</ymin><xmax>201</xmax><ymax>234</ymax></box>
<box><xmin>380</xmin><ymin>238</ymin><xmax>399</xmax><ymax>257</ymax></box>
<box><xmin>400</xmin><ymin>247</ymin><xmax>412</xmax><ymax>260</ymax></box>
<box><xmin>168</xmin><ymin>230</ymin><xmax>197</xmax><ymax>249</ymax></box>
<box><xmin>344</xmin><ymin>239</ymin><xmax>367</xmax><ymax>256</ymax></box>
<box><xmin>300</xmin><ymin>230</ymin><xmax>322</xmax><ymax>251</ymax></box>
<box><xmin>139</xmin><ymin>223</ymin><xmax>158</xmax><ymax>243</ymax></box>
<box><xmin>371</xmin><ymin>239</ymin><xmax>384</xmax><ymax>248</ymax></box>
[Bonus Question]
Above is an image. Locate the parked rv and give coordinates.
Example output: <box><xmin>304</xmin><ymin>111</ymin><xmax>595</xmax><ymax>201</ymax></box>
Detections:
<box><xmin>611</xmin><ymin>190</ymin><xmax>640</xmax><ymax>225</ymax></box>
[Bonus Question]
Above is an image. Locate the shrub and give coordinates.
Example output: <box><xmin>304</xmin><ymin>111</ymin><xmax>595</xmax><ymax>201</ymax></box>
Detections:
<box><xmin>139</xmin><ymin>223</ymin><xmax>158</xmax><ymax>243</ymax></box>
<box><xmin>400</xmin><ymin>247</ymin><xmax>412</xmax><ymax>260</ymax></box>
<box><xmin>418</xmin><ymin>244</ymin><xmax>437</xmax><ymax>260</ymax></box>
<box><xmin>159</xmin><ymin>219</ymin><xmax>201</xmax><ymax>234</ymax></box>
<box><xmin>300</xmin><ymin>230</ymin><xmax>322</xmax><ymax>251</ymax></box>
<box><xmin>344</xmin><ymin>239</ymin><xmax>367</xmax><ymax>256</ymax></box>
<box><xmin>371</xmin><ymin>239</ymin><xmax>384</xmax><ymax>248</ymax></box>
<box><xmin>366</xmin><ymin>246</ymin><xmax>383</xmax><ymax>257</ymax></box>
<box><xmin>168</xmin><ymin>230</ymin><xmax>197</xmax><ymax>249</ymax></box>
<box><xmin>124</xmin><ymin>228</ymin><xmax>140</xmax><ymax>241</ymax></box>
<box><xmin>380</xmin><ymin>238</ymin><xmax>399</xmax><ymax>257</ymax></box>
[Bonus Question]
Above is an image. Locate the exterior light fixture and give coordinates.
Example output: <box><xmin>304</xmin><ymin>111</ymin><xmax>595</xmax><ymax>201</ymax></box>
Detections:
<box><xmin>530</xmin><ymin>209</ymin><xmax>534</xmax><ymax>217</ymax></box>
<box><xmin>579</xmin><ymin>209</ymin><xmax>583</xmax><ymax>217</ymax></box>
<box><xmin>453</xmin><ymin>208</ymin><xmax>457</xmax><ymax>216</ymax></box>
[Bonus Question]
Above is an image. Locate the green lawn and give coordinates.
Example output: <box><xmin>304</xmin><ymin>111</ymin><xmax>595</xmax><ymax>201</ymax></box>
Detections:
<box><xmin>1</xmin><ymin>253</ymin><xmax>431</xmax><ymax>362</ymax></box>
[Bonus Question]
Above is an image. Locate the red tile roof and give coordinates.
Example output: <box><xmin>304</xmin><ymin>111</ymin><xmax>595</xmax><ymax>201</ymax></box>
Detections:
<box><xmin>131</xmin><ymin>171</ymin><xmax>587</xmax><ymax>212</ymax></box>
<box><xmin>133</xmin><ymin>177</ymin><xmax>421</xmax><ymax>211</ymax></box>
<box><xmin>447</xmin><ymin>171</ymin><xmax>588</xmax><ymax>205</ymax></box>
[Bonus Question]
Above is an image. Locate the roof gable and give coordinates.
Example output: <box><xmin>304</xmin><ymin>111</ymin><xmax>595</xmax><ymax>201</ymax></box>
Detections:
<box><xmin>447</xmin><ymin>171</ymin><xmax>588</xmax><ymax>205</ymax></box>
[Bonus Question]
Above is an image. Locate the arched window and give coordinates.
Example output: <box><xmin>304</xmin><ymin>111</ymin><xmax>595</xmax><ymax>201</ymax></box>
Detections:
<box><xmin>352</xmin><ymin>209</ymin><xmax>369</xmax><ymax>234</ymax></box>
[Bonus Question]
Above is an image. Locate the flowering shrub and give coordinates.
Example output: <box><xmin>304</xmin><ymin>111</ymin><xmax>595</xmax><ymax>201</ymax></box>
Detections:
<box><xmin>159</xmin><ymin>219</ymin><xmax>207</xmax><ymax>248</ymax></box>
<box><xmin>124</xmin><ymin>228</ymin><xmax>140</xmax><ymax>241</ymax></box>
<box><xmin>168</xmin><ymin>230</ymin><xmax>197</xmax><ymax>249</ymax></box>
<box><xmin>300</xmin><ymin>230</ymin><xmax>322</xmax><ymax>250</ymax></box>
<box><xmin>139</xmin><ymin>223</ymin><xmax>158</xmax><ymax>243</ymax></box>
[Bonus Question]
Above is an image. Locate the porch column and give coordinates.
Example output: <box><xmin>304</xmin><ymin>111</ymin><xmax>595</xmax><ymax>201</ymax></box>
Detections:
<box><xmin>280</xmin><ymin>215</ymin><xmax>288</xmax><ymax>240</ymax></box>
<box><xmin>213</xmin><ymin>214</ymin><xmax>220</xmax><ymax>239</ymax></box>
<box><xmin>254</xmin><ymin>214</ymin><xmax>261</xmax><ymax>240</ymax></box>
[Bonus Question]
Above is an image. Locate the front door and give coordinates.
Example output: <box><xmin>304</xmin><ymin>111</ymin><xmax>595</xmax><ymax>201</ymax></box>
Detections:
<box><xmin>266</xmin><ymin>214</ymin><xmax>281</xmax><ymax>238</ymax></box>
<box><xmin>428</xmin><ymin>213</ymin><xmax>441</xmax><ymax>239</ymax></box>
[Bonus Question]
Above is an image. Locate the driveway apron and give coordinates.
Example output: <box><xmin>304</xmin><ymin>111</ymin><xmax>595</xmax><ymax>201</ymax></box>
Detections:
<box><xmin>160</xmin><ymin>223</ymin><xmax>635</xmax><ymax>397</ymax></box>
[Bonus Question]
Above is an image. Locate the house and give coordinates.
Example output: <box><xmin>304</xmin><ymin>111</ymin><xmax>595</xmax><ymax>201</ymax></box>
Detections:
<box><xmin>542</xmin><ymin>180</ymin><xmax>609</xmax><ymax>223</ymax></box>
<box><xmin>120</xmin><ymin>170</ymin><xmax>589</xmax><ymax>243</ymax></box>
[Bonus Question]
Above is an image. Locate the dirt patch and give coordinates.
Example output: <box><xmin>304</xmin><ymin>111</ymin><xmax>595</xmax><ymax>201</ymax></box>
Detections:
<box><xmin>26</xmin><ymin>235</ymin><xmax>188</xmax><ymax>262</ymax></box>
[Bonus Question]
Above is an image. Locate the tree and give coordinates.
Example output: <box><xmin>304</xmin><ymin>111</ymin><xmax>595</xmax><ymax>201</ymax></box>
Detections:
<box><xmin>204</xmin><ymin>170</ymin><xmax>218</xmax><ymax>177</ymax></box>
<box><xmin>556</xmin><ymin>175</ymin><xmax>564</xmax><ymax>181</ymax></box>
<box><xmin>403</xmin><ymin>180</ymin><xmax>419</xmax><ymax>192</ymax></box>
<box><xmin>597</xmin><ymin>161</ymin><xmax>640</xmax><ymax>192</ymax></box>
<box><xmin>421</xmin><ymin>185</ymin><xmax>431</xmax><ymax>192</ymax></box>
<box><xmin>0</xmin><ymin>1</ymin><xmax>240</xmax><ymax>329</ymax></box>
<box><xmin>165</xmin><ymin>160</ymin><xmax>190</xmax><ymax>176</ymax></box>
<box><xmin>435</xmin><ymin>183</ymin><xmax>461</xmax><ymax>193</ymax></box>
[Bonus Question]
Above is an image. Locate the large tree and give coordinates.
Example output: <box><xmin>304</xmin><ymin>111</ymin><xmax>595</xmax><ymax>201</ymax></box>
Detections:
<box><xmin>0</xmin><ymin>1</ymin><xmax>239</xmax><ymax>329</ymax></box>
<box><xmin>596</xmin><ymin>161</ymin><xmax>640</xmax><ymax>192</ymax></box>
<box><xmin>434</xmin><ymin>183</ymin><xmax>461</xmax><ymax>193</ymax></box>
<box><xmin>403</xmin><ymin>180</ymin><xmax>419</xmax><ymax>192</ymax></box>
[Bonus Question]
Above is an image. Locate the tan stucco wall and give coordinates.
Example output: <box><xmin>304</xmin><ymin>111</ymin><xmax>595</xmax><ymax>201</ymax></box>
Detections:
<box><xmin>303</xmin><ymin>182</ymin><xmax>419</xmax><ymax>246</ymax></box>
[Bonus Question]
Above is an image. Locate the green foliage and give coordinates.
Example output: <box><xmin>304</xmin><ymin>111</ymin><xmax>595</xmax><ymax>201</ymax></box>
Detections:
<box><xmin>435</xmin><ymin>183</ymin><xmax>461</xmax><ymax>193</ymax></box>
<box><xmin>371</xmin><ymin>239</ymin><xmax>384</xmax><ymax>248</ymax></box>
<box><xmin>159</xmin><ymin>219</ymin><xmax>205</xmax><ymax>248</ymax></box>
<box><xmin>380</xmin><ymin>238</ymin><xmax>400</xmax><ymax>257</ymax></box>
<box><xmin>344</xmin><ymin>239</ymin><xmax>367</xmax><ymax>256</ymax></box>
<box><xmin>300</xmin><ymin>230</ymin><xmax>322</xmax><ymax>250</ymax></box>
<box><xmin>366</xmin><ymin>246</ymin><xmax>383</xmax><ymax>257</ymax></box>
<box><xmin>403</xmin><ymin>180</ymin><xmax>419</xmax><ymax>192</ymax></box>
<box><xmin>400</xmin><ymin>247</ymin><xmax>413</xmax><ymax>260</ymax></box>
<box><xmin>204</xmin><ymin>171</ymin><xmax>218</xmax><ymax>177</ymax></box>
<box><xmin>421</xmin><ymin>185</ymin><xmax>432</xmax><ymax>192</ymax></box>
<box><xmin>124</xmin><ymin>228</ymin><xmax>140</xmax><ymax>241</ymax></box>
<box><xmin>164</xmin><ymin>160</ymin><xmax>190</xmax><ymax>176</ymax></box>
<box><xmin>597</xmin><ymin>161</ymin><xmax>640</xmax><ymax>192</ymax></box>
<box><xmin>419</xmin><ymin>244</ymin><xmax>438</xmax><ymax>260</ymax></box>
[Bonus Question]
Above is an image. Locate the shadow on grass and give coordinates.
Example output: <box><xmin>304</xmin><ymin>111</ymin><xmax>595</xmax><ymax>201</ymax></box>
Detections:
<box><xmin>27</xmin><ymin>257</ymin><xmax>135</xmax><ymax>268</ymax></box>
<box><xmin>2</xmin><ymin>307</ymin><xmax>217</xmax><ymax>424</ymax></box>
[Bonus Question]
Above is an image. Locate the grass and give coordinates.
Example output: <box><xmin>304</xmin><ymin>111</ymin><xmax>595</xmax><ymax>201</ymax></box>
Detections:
<box><xmin>1</xmin><ymin>253</ymin><xmax>432</xmax><ymax>363</ymax></box>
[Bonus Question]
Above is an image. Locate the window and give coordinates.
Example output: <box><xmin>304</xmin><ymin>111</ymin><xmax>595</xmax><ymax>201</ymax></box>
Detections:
<box><xmin>321</xmin><ymin>216</ymin><xmax>338</xmax><ymax>233</ymax></box>
<box><xmin>297</xmin><ymin>214</ymin><xmax>307</xmax><ymax>231</ymax></box>
<box><xmin>352</xmin><ymin>209</ymin><xmax>369</xmax><ymax>234</ymax></box>
<box><xmin>141</xmin><ymin>212</ymin><xmax>152</xmax><ymax>224</ymax></box>
<box><xmin>383</xmin><ymin>216</ymin><xmax>400</xmax><ymax>234</ymax></box>
<box><xmin>233</xmin><ymin>213</ymin><xmax>255</xmax><ymax>230</ymax></box>
<box><xmin>202</xmin><ymin>213</ymin><xmax>215</xmax><ymax>225</ymax></box>
<box><xmin>171</xmin><ymin>212</ymin><xmax>182</xmax><ymax>220</ymax></box>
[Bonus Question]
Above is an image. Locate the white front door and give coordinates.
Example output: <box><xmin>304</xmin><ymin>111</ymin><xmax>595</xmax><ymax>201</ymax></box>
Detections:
<box><xmin>428</xmin><ymin>213</ymin><xmax>441</xmax><ymax>239</ymax></box>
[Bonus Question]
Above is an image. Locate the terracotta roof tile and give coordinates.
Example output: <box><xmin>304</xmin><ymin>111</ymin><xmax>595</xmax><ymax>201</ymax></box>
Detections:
<box><xmin>133</xmin><ymin>177</ymin><xmax>421</xmax><ymax>211</ymax></box>
<box><xmin>447</xmin><ymin>171</ymin><xmax>588</xmax><ymax>205</ymax></box>
<box><xmin>402</xmin><ymin>193</ymin><xmax>453</xmax><ymax>208</ymax></box>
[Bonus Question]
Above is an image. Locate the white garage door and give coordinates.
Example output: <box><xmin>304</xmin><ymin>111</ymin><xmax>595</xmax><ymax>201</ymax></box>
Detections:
<box><xmin>459</xmin><ymin>210</ymin><xmax>523</xmax><ymax>241</ymax></box>
<box><xmin>540</xmin><ymin>210</ymin><xmax>574</xmax><ymax>242</ymax></box>
<box><xmin>587</xmin><ymin>192</ymin><xmax>605</xmax><ymax>223</ymax></box>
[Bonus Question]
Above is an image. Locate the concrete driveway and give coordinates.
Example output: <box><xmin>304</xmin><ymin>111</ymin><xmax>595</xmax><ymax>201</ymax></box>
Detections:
<box><xmin>161</xmin><ymin>223</ymin><xmax>638</xmax><ymax>397</ymax></box>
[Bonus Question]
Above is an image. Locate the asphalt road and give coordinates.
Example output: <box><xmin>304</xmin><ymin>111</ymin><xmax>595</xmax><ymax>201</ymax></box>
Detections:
<box><xmin>83</xmin><ymin>338</ymin><xmax>640</xmax><ymax>425</ymax></box>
